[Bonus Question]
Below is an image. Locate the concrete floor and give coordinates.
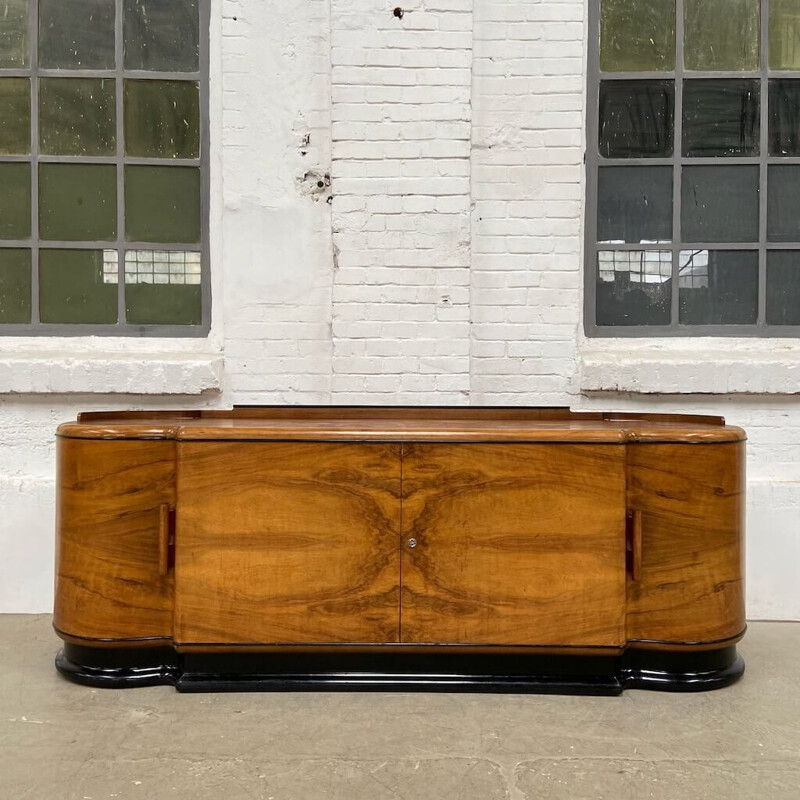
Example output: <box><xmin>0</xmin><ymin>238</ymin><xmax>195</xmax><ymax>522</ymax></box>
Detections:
<box><xmin>0</xmin><ymin>617</ymin><xmax>798</xmax><ymax>800</ymax></box>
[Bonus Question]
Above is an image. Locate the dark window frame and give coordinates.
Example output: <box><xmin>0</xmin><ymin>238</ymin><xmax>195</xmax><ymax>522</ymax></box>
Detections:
<box><xmin>0</xmin><ymin>0</ymin><xmax>210</xmax><ymax>337</ymax></box>
<box><xmin>586</xmin><ymin>0</ymin><xmax>800</xmax><ymax>337</ymax></box>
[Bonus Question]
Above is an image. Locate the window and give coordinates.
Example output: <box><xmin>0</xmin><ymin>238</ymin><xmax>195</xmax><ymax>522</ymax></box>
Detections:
<box><xmin>586</xmin><ymin>0</ymin><xmax>800</xmax><ymax>336</ymax></box>
<box><xmin>0</xmin><ymin>0</ymin><xmax>208</xmax><ymax>335</ymax></box>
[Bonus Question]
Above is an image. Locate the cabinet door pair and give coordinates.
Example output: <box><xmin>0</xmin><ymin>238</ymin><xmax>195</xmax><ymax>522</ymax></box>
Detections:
<box><xmin>174</xmin><ymin>442</ymin><xmax>627</xmax><ymax>647</ymax></box>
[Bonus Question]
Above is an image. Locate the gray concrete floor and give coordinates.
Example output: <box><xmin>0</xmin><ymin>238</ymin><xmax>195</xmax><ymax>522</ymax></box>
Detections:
<box><xmin>0</xmin><ymin>617</ymin><xmax>798</xmax><ymax>800</ymax></box>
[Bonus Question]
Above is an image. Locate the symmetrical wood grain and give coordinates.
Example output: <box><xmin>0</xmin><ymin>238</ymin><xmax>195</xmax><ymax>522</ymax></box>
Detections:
<box><xmin>54</xmin><ymin>438</ymin><xmax>176</xmax><ymax>642</ymax></box>
<box><xmin>400</xmin><ymin>444</ymin><xmax>627</xmax><ymax>646</ymax></box>
<box><xmin>627</xmin><ymin>442</ymin><xmax>746</xmax><ymax>645</ymax></box>
<box><xmin>53</xmin><ymin>409</ymin><xmax>747</xmax><ymax>656</ymax></box>
<box><xmin>174</xmin><ymin>442</ymin><xmax>402</xmax><ymax>644</ymax></box>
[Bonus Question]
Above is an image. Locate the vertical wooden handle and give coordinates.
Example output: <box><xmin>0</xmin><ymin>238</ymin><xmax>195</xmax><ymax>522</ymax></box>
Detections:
<box><xmin>158</xmin><ymin>503</ymin><xmax>171</xmax><ymax>577</ymax></box>
<box><xmin>628</xmin><ymin>510</ymin><xmax>643</xmax><ymax>582</ymax></box>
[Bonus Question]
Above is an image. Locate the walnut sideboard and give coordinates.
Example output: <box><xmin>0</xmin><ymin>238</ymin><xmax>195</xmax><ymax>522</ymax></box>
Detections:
<box><xmin>54</xmin><ymin>407</ymin><xmax>746</xmax><ymax>694</ymax></box>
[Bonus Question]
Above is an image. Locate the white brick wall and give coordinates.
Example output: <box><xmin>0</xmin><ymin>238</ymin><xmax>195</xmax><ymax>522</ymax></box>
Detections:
<box><xmin>1</xmin><ymin>0</ymin><xmax>799</xmax><ymax>618</ymax></box>
<box><xmin>222</xmin><ymin>0</ymin><xmax>334</xmax><ymax>402</ymax></box>
<box><xmin>330</xmin><ymin>0</ymin><xmax>473</xmax><ymax>403</ymax></box>
<box><xmin>470</xmin><ymin>0</ymin><xmax>584</xmax><ymax>405</ymax></box>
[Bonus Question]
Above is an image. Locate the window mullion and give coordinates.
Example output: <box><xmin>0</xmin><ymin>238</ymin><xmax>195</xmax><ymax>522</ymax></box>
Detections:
<box><xmin>672</xmin><ymin>0</ymin><xmax>686</xmax><ymax>332</ymax></box>
<box><xmin>759</xmin><ymin>0</ymin><xmax>771</xmax><ymax>327</ymax></box>
<box><xmin>29</xmin><ymin>0</ymin><xmax>39</xmax><ymax>325</ymax></box>
<box><xmin>115</xmin><ymin>0</ymin><xmax>125</xmax><ymax>327</ymax></box>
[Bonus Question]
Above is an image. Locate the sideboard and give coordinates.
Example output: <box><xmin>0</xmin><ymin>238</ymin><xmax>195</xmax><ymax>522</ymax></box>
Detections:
<box><xmin>54</xmin><ymin>407</ymin><xmax>746</xmax><ymax>694</ymax></box>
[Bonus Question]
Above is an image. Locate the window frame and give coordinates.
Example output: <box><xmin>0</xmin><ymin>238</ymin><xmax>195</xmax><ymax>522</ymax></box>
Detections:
<box><xmin>0</xmin><ymin>0</ymin><xmax>211</xmax><ymax>337</ymax></box>
<box><xmin>585</xmin><ymin>0</ymin><xmax>800</xmax><ymax>337</ymax></box>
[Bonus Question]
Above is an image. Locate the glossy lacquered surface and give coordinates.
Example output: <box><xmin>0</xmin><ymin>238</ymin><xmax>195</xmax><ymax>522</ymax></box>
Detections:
<box><xmin>57</xmin><ymin>406</ymin><xmax>746</xmax><ymax>443</ymax></box>
<box><xmin>54</xmin><ymin>407</ymin><xmax>747</xmax><ymax>692</ymax></box>
<box><xmin>55</xmin><ymin>643</ymin><xmax>745</xmax><ymax>695</ymax></box>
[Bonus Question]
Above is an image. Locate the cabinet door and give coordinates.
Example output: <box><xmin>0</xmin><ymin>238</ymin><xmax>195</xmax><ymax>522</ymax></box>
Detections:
<box><xmin>175</xmin><ymin>442</ymin><xmax>401</xmax><ymax>645</ymax></box>
<box><xmin>55</xmin><ymin>438</ymin><xmax>176</xmax><ymax>642</ymax></box>
<box><xmin>401</xmin><ymin>444</ymin><xmax>627</xmax><ymax>646</ymax></box>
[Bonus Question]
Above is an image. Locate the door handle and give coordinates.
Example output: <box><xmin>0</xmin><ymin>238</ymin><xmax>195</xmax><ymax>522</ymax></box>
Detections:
<box><xmin>627</xmin><ymin>510</ymin><xmax>642</xmax><ymax>582</ymax></box>
<box><xmin>158</xmin><ymin>503</ymin><xmax>173</xmax><ymax>577</ymax></box>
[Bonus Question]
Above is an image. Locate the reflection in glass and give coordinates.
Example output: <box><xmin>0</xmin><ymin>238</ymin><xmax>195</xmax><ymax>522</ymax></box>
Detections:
<box><xmin>599</xmin><ymin>80</ymin><xmax>674</xmax><ymax>159</ymax></box>
<box><xmin>770</xmin><ymin>0</ymin><xmax>800</xmax><ymax>70</ymax></box>
<box><xmin>0</xmin><ymin>163</ymin><xmax>31</xmax><ymax>240</ymax></box>
<box><xmin>768</xmin><ymin>165</ymin><xmax>800</xmax><ymax>242</ymax></box>
<box><xmin>682</xmin><ymin>166</ymin><xmax>759</xmax><ymax>243</ymax></box>
<box><xmin>679</xmin><ymin>250</ymin><xmax>758</xmax><ymax>325</ymax></box>
<box><xmin>767</xmin><ymin>251</ymin><xmax>800</xmax><ymax>325</ymax></box>
<box><xmin>39</xmin><ymin>164</ymin><xmax>117</xmax><ymax>242</ymax></box>
<box><xmin>125</xmin><ymin>166</ymin><xmax>201</xmax><ymax>244</ymax></box>
<box><xmin>769</xmin><ymin>80</ymin><xmax>800</xmax><ymax>157</ymax></box>
<box><xmin>598</xmin><ymin>166</ymin><xmax>673</xmax><ymax>244</ymax></box>
<box><xmin>600</xmin><ymin>0</ymin><xmax>676</xmax><ymax>73</ymax></box>
<box><xmin>0</xmin><ymin>78</ymin><xmax>30</xmax><ymax>155</ymax></box>
<box><xmin>683</xmin><ymin>80</ymin><xmax>759</xmax><ymax>157</ymax></box>
<box><xmin>101</xmin><ymin>249</ymin><xmax>119</xmax><ymax>284</ymax></box>
<box><xmin>0</xmin><ymin>249</ymin><xmax>31</xmax><ymax>324</ymax></box>
<box><xmin>39</xmin><ymin>0</ymin><xmax>115</xmax><ymax>70</ymax></box>
<box><xmin>124</xmin><ymin>0</ymin><xmax>199</xmax><ymax>72</ymax></box>
<box><xmin>39</xmin><ymin>78</ymin><xmax>116</xmax><ymax>157</ymax></box>
<box><xmin>0</xmin><ymin>0</ymin><xmax>29</xmax><ymax>68</ymax></box>
<box><xmin>596</xmin><ymin>250</ymin><xmax>672</xmax><ymax>326</ymax></box>
<box><xmin>125</xmin><ymin>251</ymin><xmax>202</xmax><ymax>325</ymax></box>
<box><xmin>39</xmin><ymin>249</ymin><xmax>117</xmax><ymax>324</ymax></box>
<box><xmin>684</xmin><ymin>0</ymin><xmax>760</xmax><ymax>71</ymax></box>
<box><xmin>124</xmin><ymin>80</ymin><xmax>200</xmax><ymax>159</ymax></box>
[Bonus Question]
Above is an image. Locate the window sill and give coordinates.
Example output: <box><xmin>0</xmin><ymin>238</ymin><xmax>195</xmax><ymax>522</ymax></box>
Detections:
<box><xmin>0</xmin><ymin>347</ymin><xmax>224</xmax><ymax>395</ymax></box>
<box><xmin>578</xmin><ymin>340</ymin><xmax>800</xmax><ymax>395</ymax></box>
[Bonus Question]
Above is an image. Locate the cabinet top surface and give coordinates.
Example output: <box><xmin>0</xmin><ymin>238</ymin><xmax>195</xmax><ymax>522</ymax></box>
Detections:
<box><xmin>57</xmin><ymin>407</ymin><xmax>746</xmax><ymax>443</ymax></box>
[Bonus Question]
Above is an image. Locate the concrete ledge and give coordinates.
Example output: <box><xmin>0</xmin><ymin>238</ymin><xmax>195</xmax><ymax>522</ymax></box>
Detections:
<box><xmin>579</xmin><ymin>350</ymin><xmax>800</xmax><ymax>395</ymax></box>
<box><xmin>0</xmin><ymin>353</ymin><xmax>224</xmax><ymax>394</ymax></box>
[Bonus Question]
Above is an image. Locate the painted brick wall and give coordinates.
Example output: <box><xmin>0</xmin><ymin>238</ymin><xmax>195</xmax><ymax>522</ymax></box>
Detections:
<box><xmin>330</xmin><ymin>0</ymin><xmax>473</xmax><ymax>403</ymax></box>
<box><xmin>470</xmin><ymin>0</ymin><xmax>584</xmax><ymax>404</ymax></box>
<box><xmin>221</xmin><ymin>0</ymin><xmax>334</xmax><ymax>401</ymax></box>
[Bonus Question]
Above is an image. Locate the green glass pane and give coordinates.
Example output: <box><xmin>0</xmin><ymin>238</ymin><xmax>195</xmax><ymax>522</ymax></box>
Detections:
<box><xmin>39</xmin><ymin>249</ymin><xmax>117</xmax><ymax>324</ymax></box>
<box><xmin>0</xmin><ymin>79</ymin><xmax>30</xmax><ymax>155</ymax></box>
<box><xmin>600</xmin><ymin>0</ymin><xmax>676</xmax><ymax>72</ymax></box>
<box><xmin>0</xmin><ymin>0</ymin><xmax>29</xmax><ymax>68</ymax></box>
<box><xmin>39</xmin><ymin>164</ymin><xmax>117</xmax><ymax>242</ymax></box>
<box><xmin>0</xmin><ymin>163</ymin><xmax>31</xmax><ymax>240</ymax></box>
<box><xmin>125</xmin><ymin>250</ymin><xmax>201</xmax><ymax>325</ymax></box>
<box><xmin>125</xmin><ymin>166</ymin><xmax>201</xmax><ymax>244</ymax></box>
<box><xmin>771</xmin><ymin>0</ymin><xmax>800</xmax><ymax>70</ymax></box>
<box><xmin>39</xmin><ymin>0</ymin><xmax>115</xmax><ymax>70</ymax></box>
<box><xmin>124</xmin><ymin>0</ymin><xmax>199</xmax><ymax>72</ymax></box>
<box><xmin>0</xmin><ymin>249</ymin><xmax>31</xmax><ymax>323</ymax></box>
<box><xmin>685</xmin><ymin>0</ymin><xmax>760</xmax><ymax>71</ymax></box>
<box><xmin>124</xmin><ymin>80</ymin><xmax>200</xmax><ymax>159</ymax></box>
<box><xmin>39</xmin><ymin>78</ymin><xmax>116</xmax><ymax>157</ymax></box>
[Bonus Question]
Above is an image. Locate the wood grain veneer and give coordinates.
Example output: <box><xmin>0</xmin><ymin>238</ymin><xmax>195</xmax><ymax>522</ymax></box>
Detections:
<box><xmin>54</xmin><ymin>438</ymin><xmax>175</xmax><ymax>642</ymax></box>
<box><xmin>400</xmin><ymin>444</ymin><xmax>626</xmax><ymax>646</ymax></box>
<box><xmin>626</xmin><ymin>442</ymin><xmax>746</xmax><ymax>646</ymax></box>
<box><xmin>53</xmin><ymin>407</ymin><xmax>747</xmax><ymax>660</ymax></box>
<box><xmin>174</xmin><ymin>442</ymin><xmax>402</xmax><ymax>644</ymax></box>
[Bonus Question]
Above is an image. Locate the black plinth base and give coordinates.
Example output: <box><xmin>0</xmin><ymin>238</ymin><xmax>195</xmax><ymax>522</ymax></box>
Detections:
<box><xmin>55</xmin><ymin>644</ymin><xmax>744</xmax><ymax>695</ymax></box>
